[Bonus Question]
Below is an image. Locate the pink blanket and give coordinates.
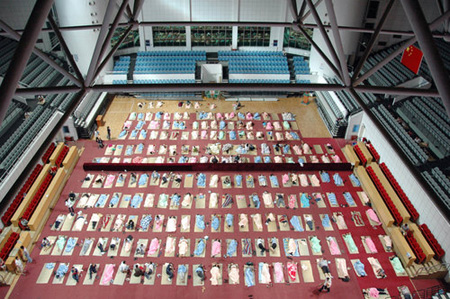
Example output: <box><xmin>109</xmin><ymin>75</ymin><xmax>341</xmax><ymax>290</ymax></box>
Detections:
<box><xmin>274</xmin><ymin>263</ymin><xmax>284</xmax><ymax>283</ymax></box>
<box><xmin>265</xmin><ymin>122</ymin><xmax>273</xmax><ymax>130</ymax></box>
<box><xmin>369</xmin><ymin>287</ymin><xmax>379</xmax><ymax>298</ymax></box>
<box><xmin>216</xmin><ymin>112</ymin><xmax>223</xmax><ymax>120</ymax></box>
<box><xmin>246</xmin><ymin>113</ymin><xmax>253</xmax><ymax>120</ymax></box>
<box><xmin>288</xmin><ymin>195</ymin><xmax>296</xmax><ymax>209</ymax></box>
<box><xmin>282</xmin><ymin>174</ymin><xmax>290</xmax><ymax>185</ymax></box>
<box><xmin>101</xmin><ymin>264</ymin><xmax>115</xmax><ymax>285</ymax></box>
<box><xmin>148</xmin><ymin>238</ymin><xmax>159</xmax><ymax>255</ymax></box>
<box><xmin>365</xmin><ymin>237</ymin><xmax>378</xmax><ymax>253</ymax></box>
<box><xmin>332</xmin><ymin>155</ymin><xmax>341</xmax><ymax>163</ymax></box>
<box><xmin>211</xmin><ymin>240</ymin><xmax>221</xmax><ymax>256</ymax></box>
<box><xmin>367</xmin><ymin>209</ymin><xmax>381</xmax><ymax>225</ymax></box>
<box><xmin>328</xmin><ymin>237</ymin><xmax>340</xmax><ymax>255</ymax></box>
<box><xmin>104</xmin><ymin>175</ymin><xmax>115</xmax><ymax>187</ymax></box>
<box><xmin>300</xmin><ymin>174</ymin><xmax>308</xmax><ymax>187</ymax></box>
<box><xmin>293</xmin><ymin>145</ymin><xmax>302</xmax><ymax>155</ymax></box>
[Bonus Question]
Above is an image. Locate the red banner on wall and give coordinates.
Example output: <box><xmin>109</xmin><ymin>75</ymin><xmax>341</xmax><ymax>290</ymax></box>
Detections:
<box><xmin>401</xmin><ymin>45</ymin><xmax>424</xmax><ymax>74</ymax></box>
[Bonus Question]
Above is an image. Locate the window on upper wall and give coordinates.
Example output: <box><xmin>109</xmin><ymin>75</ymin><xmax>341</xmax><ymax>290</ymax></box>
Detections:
<box><xmin>283</xmin><ymin>27</ymin><xmax>312</xmax><ymax>50</ymax></box>
<box><xmin>152</xmin><ymin>26</ymin><xmax>186</xmax><ymax>47</ymax></box>
<box><xmin>111</xmin><ymin>27</ymin><xmax>140</xmax><ymax>49</ymax></box>
<box><xmin>367</xmin><ymin>1</ymin><xmax>379</xmax><ymax>18</ymax></box>
<box><xmin>191</xmin><ymin>26</ymin><xmax>232</xmax><ymax>47</ymax></box>
<box><xmin>238</xmin><ymin>27</ymin><xmax>271</xmax><ymax>47</ymax></box>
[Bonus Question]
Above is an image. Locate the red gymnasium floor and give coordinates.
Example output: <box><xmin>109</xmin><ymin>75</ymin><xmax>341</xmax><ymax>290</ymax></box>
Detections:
<box><xmin>11</xmin><ymin>111</ymin><xmax>416</xmax><ymax>299</ymax></box>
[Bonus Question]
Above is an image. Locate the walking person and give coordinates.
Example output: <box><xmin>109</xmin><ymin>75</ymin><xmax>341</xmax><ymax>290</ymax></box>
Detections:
<box><xmin>65</xmin><ymin>197</ymin><xmax>75</xmax><ymax>216</ymax></box>
<box><xmin>107</xmin><ymin>126</ymin><xmax>111</xmax><ymax>140</ymax></box>
<box><xmin>319</xmin><ymin>277</ymin><xmax>332</xmax><ymax>293</ymax></box>
<box><xmin>20</xmin><ymin>246</ymin><xmax>32</xmax><ymax>263</ymax></box>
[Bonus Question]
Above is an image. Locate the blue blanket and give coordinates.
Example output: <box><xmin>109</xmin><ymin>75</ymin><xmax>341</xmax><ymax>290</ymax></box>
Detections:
<box><xmin>130</xmin><ymin>194</ymin><xmax>143</xmax><ymax>208</ymax></box>
<box><xmin>131</xmin><ymin>130</ymin><xmax>138</xmax><ymax>138</ymax></box>
<box><xmin>254</xmin><ymin>156</ymin><xmax>262</xmax><ymax>163</ymax></box>
<box><xmin>343</xmin><ymin>192</ymin><xmax>356</xmax><ymax>206</ymax></box>
<box><xmin>136</xmin><ymin>120</ymin><xmax>145</xmax><ymax>130</ymax></box>
<box><xmin>140</xmin><ymin>215</ymin><xmax>152</xmax><ymax>230</ymax></box>
<box><xmin>269</xmin><ymin>175</ymin><xmax>279</xmax><ymax>187</ymax></box>
<box><xmin>195</xmin><ymin>215</ymin><xmax>205</xmax><ymax>230</ymax></box>
<box><xmin>349</xmin><ymin>174</ymin><xmax>361</xmax><ymax>186</ymax></box>
<box><xmin>229</xmin><ymin>131</ymin><xmax>236</xmax><ymax>140</ymax></box>
<box><xmin>283</xmin><ymin>144</ymin><xmax>290</xmax><ymax>154</ymax></box>
<box><xmin>327</xmin><ymin>193</ymin><xmax>337</xmax><ymax>206</ymax></box>
<box><xmin>138</xmin><ymin>174</ymin><xmax>148</xmax><ymax>186</ymax></box>
<box><xmin>353</xmin><ymin>261</ymin><xmax>367</xmax><ymax>276</ymax></box>
<box><xmin>333</xmin><ymin>173</ymin><xmax>343</xmax><ymax>185</ymax></box>
<box><xmin>245</xmin><ymin>267</ymin><xmax>255</xmax><ymax>287</ymax></box>
<box><xmin>300</xmin><ymin>193</ymin><xmax>310</xmax><ymax>208</ymax></box>
<box><xmin>226</xmin><ymin>214</ymin><xmax>233</xmax><ymax>227</ymax></box>
<box><xmin>290</xmin><ymin>216</ymin><xmax>304</xmax><ymax>232</ymax></box>
<box><xmin>197</xmin><ymin>173</ymin><xmax>206</xmax><ymax>187</ymax></box>
<box><xmin>110</xmin><ymin>193</ymin><xmax>120</xmax><ymax>206</ymax></box>
<box><xmin>118</xmin><ymin>130</ymin><xmax>127</xmax><ymax>138</ymax></box>
<box><xmin>235</xmin><ymin>175</ymin><xmax>242</xmax><ymax>187</ymax></box>
<box><xmin>65</xmin><ymin>237</ymin><xmax>76</xmax><ymax>252</ymax></box>
<box><xmin>95</xmin><ymin>194</ymin><xmax>108</xmax><ymax>207</ymax></box>
<box><xmin>264</xmin><ymin>156</ymin><xmax>272</xmax><ymax>163</ymax></box>
<box><xmin>226</xmin><ymin>239</ymin><xmax>238</xmax><ymax>256</ymax></box>
<box><xmin>140</xmin><ymin>130</ymin><xmax>147</xmax><ymax>138</ymax></box>
<box><xmin>251</xmin><ymin>194</ymin><xmax>261</xmax><ymax>209</ymax></box>
<box><xmin>56</xmin><ymin>263</ymin><xmax>68</xmax><ymax>278</ymax></box>
<box><xmin>211</xmin><ymin>216</ymin><xmax>220</xmax><ymax>231</ymax></box>
<box><xmin>219</xmin><ymin>121</ymin><xmax>226</xmax><ymax>130</ymax></box>
<box><xmin>321</xmin><ymin>171</ymin><xmax>330</xmax><ymax>182</ymax></box>
<box><xmin>194</xmin><ymin>239</ymin><xmax>205</xmax><ymax>256</ymax></box>
<box><xmin>322</xmin><ymin>214</ymin><xmax>331</xmax><ymax>228</ymax></box>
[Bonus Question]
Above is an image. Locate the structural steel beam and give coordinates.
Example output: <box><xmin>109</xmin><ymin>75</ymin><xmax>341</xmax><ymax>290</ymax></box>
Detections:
<box><xmin>47</xmin><ymin>15</ymin><xmax>84</xmax><ymax>84</ymax></box>
<box><xmin>305</xmin><ymin>0</ymin><xmax>343</xmax><ymax>81</ymax></box>
<box><xmin>301</xmin><ymin>0</ymin><xmax>323</xmax><ymax>22</ymax></box>
<box><xmin>85</xmin><ymin>0</ymin><xmax>119</xmax><ymax>87</ymax></box>
<box><xmin>352</xmin><ymin>0</ymin><xmax>395</xmax><ymax>83</ymax></box>
<box><xmin>354</xmin><ymin>9</ymin><xmax>450</xmax><ymax>86</ymax></box>
<box><xmin>288</xmin><ymin>0</ymin><xmax>299</xmax><ymax>22</ymax></box>
<box><xmin>299</xmin><ymin>1</ymin><xmax>308</xmax><ymax>21</ymax></box>
<box><xmin>96</xmin><ymin>0</ymin><xmax>130</xmax><ymax>75</ymax></box>
<box><xmin>400</xmin><ymin>0</ymin><xmax>450</xmax><ymax>116</ymax></box>
<box><xmin>1</xmin><ymin>21</ymin><xmax>448</xmax><ymax>38</ymax></box>
<box><xmin>324</xmin><ymin>0</ymin><xmax>351</xmax><ymax>86</ymax></box>
<box><xmin>0</xmin><ymin>0</ymin><xmax>54</xmax><ymax>125</ymax></box>
<box><xmin>0</xmin><ymin>19</ymin><xmax>82</xmax><ymax>87</ymax></box>
<box><xmin>132</xmin><ymin>0</ymin><xmax>145</xmax><ymax>20</ymax></box>
<box><xmin>94</xmin><ymin>25</ymin><xmax>134</xmax><ymax>81</ymax></box>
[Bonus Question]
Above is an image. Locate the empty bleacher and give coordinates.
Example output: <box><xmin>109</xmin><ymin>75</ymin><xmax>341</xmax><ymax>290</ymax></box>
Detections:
<box><xmin>113</xmin><ymin>56</ymin><xmax>130</xmax><ymax>73</ymax></box>
<box><xmin>370</xmin><ymin>105</ymin><xmax>428</xmax><ymax>166</ymax></box>
<box><xmin>396</xmin><ymin>99</ymin><xmax>450</xmax><ymax>159</ymax></box>
<box><xmin>0</xmin><ymin>105</ymin><xmax>55</xmax><ymax>178</ymax></box>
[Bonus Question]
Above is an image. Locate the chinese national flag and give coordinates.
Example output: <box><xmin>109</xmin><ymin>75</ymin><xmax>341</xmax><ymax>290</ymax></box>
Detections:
<box><xmin>401</xmin><ymin>45</ymin><xmax>424</xmax><ymax>74</ymax></box>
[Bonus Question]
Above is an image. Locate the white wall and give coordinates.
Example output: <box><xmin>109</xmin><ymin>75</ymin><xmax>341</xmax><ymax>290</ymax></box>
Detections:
<box><xmin>345</xmin><ymin>110</ymin><xmax>363</xmax><ymax>140</ymax></box>
<box><xmin>359</xmin><ymin>112</ymin><xmax>450</xmax><ymax>267</ymax></box>
<box><xmin>54</xmin><ymin>0</ymin><xmax>115</xmax><ymax>76</ymax></box>
<box><xmin>309</xmin><ymin>0</ymin><xmax>368</xmax><ymax>77</ymax></box>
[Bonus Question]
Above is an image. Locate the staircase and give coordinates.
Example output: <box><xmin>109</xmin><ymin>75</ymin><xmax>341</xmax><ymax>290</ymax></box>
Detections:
<box><xmin>405</xmin><ymin>259</ymin><xmax>449</xmax><ymax>279</ymax></box>
<box><xmin>287</xmin><ymin>55</ymin><xmax>296</xmax><ymax>82</ymax></box>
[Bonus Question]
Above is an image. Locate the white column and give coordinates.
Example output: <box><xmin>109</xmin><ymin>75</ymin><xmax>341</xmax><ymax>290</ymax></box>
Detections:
<box><xmin>232</xmin><ymin>26</ymin><xmax>238</xmax><ymax>50</ymax></box>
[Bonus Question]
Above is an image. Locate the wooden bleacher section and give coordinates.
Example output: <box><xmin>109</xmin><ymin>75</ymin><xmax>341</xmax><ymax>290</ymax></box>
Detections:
<box><xmin>367</xmin><ymin>163</ymin><xmax>411</xmax><ymax>223</ymax></box>
<box><xmin>0</xmin><ymin>143</ymin><xmax>81</xmax><ymax>282</ymax></box>
<box><xmin>354</xmin><ymin>166</ymin><xmax>394</xmax><ymax>226</ymax></box>
<box><xmin>342</xmin><ymin>144</ymin><xmax>360</xmax><ymax>167</ymax></box>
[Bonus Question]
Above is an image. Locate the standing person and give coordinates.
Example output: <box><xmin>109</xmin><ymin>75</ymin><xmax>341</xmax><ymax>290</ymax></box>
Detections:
<box><xmin>20</xmin><ymin>246</ymin><xmax>32</xmax><ymax>263</ymax></box>
<box><xmin>94</xmin><ymin>130</ymin><xmax>100</xmax><ymax>139</ymax></box>
<box><xmin>319</xmin><ymin>277</ymin><xmax>332</xmax><ymax>292</ymax></box>
<box><xmin>65</xmin><ymin>197</ymin><xmax>75</xmax><ymax>216</ymax></box>
<box><xmin>107</xmin><ymin>126</ymin><xmax>111</xmax><ymax>140</ymax></box>
<box><xmin>15</xmin><ymin>257</ymin><xmax>24</xmax><ymax>275</ymax></box>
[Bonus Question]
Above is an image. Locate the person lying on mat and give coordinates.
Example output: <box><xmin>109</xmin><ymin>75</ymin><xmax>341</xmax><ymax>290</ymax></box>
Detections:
<box><xmin>126</xmin><ymin>219</ymin><xmax>135</xmax><ymax>230</ymax></box>
<box><xmin>71</xmin><ymin>267</ymin><xmax>80</xmax><ymax>283</ymax></box>
<box><xmin>166</xmin><ymin>263</ymin><xmax>175</xmax><ymax>281</ymax></box>
<box><xmin>318</xmin><ymin>258</ymin><xmax>332</xmax><ymax>278</ymax></box>
<box><xmin>256</xmin><ymin>238</ymin><xmax>268</xmax><ymax>255</ymax></box>
<box><xmin>144</xmin><ymin>262</ymin><xmax>155</xmax><ymax>280</ymax></box>
<box><xmin>270</xmin><ymin>237</ymin><xmax>278</xmax><ymax>252</ymax></box>
<box><xmin>88</xmin><ymin>264</ymin><xmax>97</xmax><ymax>279</ymax></box>
<box><xmin>133</xmin><ymin>264</ymin><xmax>145</xmax><ymax>277</ymax></box>
<box><xmin>119</xmin><ymin>261</ymin><xmax>130</xmax><ymax>274</ymax></box>
<box><xmin>53</xmin><ymin>214</ymin><xmax>65</xmax><ymax>229</ymax></box>
<box><xmin>40</xmin><ymin>237</ymin><xmax>51</xmax><ymax>249</ymax></box>
<box><xmin>196</xmin><ymin>265</ymin><xmax>206</xmax><ymax>281</ymax></box>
